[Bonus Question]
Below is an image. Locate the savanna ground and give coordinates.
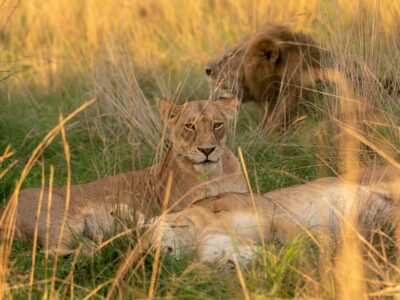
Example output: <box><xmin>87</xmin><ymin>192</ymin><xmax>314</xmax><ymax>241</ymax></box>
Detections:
<box><xmin>1</xmin><ymin>0</ymin><xmax>400</xmax><ymax>298</ymax></box>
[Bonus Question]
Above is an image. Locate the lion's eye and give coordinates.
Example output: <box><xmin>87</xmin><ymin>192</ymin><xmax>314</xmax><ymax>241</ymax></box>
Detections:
<box><xmin>184</xmin><ymin>123</ymin><xmax>195</xmax><ymax>131</ymax></box>
<box><xmin>213</xmin><ymin>122</ymin><xmax>223</xmax><ymax>130</ymax></box>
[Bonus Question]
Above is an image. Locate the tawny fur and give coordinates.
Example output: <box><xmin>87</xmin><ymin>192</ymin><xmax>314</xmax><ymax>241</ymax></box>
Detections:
<box><xmin>150</xmin><ymin>165</ymin><xmax>400</xmax><ymax>265</ymax></box>
<box><xmin>205</xmin><ymin>23</ymin><xmax>333</xmax><ymax>130</ymax></box>
<box><xmin>10</xmin><ymin>95</ymin><xmax>248</xmax><ymax>255</ymax></box>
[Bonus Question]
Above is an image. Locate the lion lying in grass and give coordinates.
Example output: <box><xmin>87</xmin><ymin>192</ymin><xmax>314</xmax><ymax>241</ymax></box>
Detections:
<box><xmin>205</xmin><ymin>23</ymin><xmax>342</xmax><ymax>130</ymax></box>
<box><xmin>148</xmin><ymin>165</ymin><xmax>400</xmax><ymax>266</ymax></box>
<box><xmin>8</xmin><ymin>94</ymin><xmax>247</xmax><ymax>256</ymax></box>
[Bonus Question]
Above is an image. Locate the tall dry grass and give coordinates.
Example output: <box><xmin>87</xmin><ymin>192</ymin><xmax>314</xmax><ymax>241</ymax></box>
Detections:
<box><xmin>1</xmin><ymin>0</ymin><xmax>400</xmax><ymax>298</ymax></box>
<box><xmin>1</xmin><ymin>0</ymin><xmax>398</xmax><ymax>93</ymax></box>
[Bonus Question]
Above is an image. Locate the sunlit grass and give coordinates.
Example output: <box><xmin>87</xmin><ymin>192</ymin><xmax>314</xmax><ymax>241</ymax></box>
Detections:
<box><xmin>1</xmin><ymin>0</ymin><xmax>400</xmax><ymax>298</ymax></box>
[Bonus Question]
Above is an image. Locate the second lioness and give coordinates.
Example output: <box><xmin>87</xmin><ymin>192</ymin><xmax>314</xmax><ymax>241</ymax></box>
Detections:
<box><xmin>150</xmin><ymin>165</ymin><xmax>400</xmax><ymax>266</ymax></box>
<box><xmin>11</xmin><ymin>94</ymin><xmax>247</xmax><ymax>255</ymax></box>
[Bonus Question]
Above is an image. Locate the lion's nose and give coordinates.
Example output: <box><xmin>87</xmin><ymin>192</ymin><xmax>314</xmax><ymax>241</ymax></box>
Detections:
<box><xmin>198</xmin><ymin>147</ymin><xmax>216</xmax><ymax>156</ymax></box>
<box><xmin>205</xmin><ymin>67</ymin><xmax>212</xmax><ymax>76</ymax></box>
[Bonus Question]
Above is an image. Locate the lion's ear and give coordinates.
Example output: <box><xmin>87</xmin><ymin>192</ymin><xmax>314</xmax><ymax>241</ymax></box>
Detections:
<box><xmin>157</xmin><ymin>98</ymin><xmax>182</xmax><ymax>125</ymax></box>
<box><xmin>215</xmin><ymin>93</ymin><xmax>240</xmax><ymax>120</ymax></box>
<box><xmin>255</xmin><ymin>38</ymin><xmax>280</xmax><ymax>64</ymax></box>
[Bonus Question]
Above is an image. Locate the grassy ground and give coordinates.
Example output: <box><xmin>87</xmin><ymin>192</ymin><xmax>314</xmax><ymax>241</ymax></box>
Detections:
<box><xmin>1</xmin><ymin>94</ymin><xmax>324</xmax><ymax>299</ymax></box>
<box><xmin>1</xmin><ymin>0</ymin><xmax>400</xmax><ymax>298</ymax></box>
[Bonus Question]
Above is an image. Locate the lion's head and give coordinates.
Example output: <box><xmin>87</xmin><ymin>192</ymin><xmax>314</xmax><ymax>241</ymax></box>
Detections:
<box><xmin>205</xmin><ymin>24</ymin><xmax>322</xmax><ymax>105</ymax></box>
<box><xmin>157</xmin><ymin>94</ymin><xmax>239</xmax><ymax>174</ymax></box>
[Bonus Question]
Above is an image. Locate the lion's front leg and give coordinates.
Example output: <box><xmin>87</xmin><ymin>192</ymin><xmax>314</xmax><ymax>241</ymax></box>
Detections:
<box><xmin>196</xmin><ymin>231</ymin><xmax>257</xmax><ymax>268</ymax></box>
<box><xmin>260</xmin><ymin>94</ymin><xmax>290</xmax><ymax>132</ymax></box>
<box><xmin>84</xmin><ymin>214</ymin><xmax>106</xmax><ymax>243</ymax></box>
<box><xmin>146</xmin><ymin>207</ymin><xmax>214</xmax><ymax>258</ymax></box>
<box><xmin>195</xmin><ymin>210</ymin><xmax>265</xmax><ymax>267</ymax></box>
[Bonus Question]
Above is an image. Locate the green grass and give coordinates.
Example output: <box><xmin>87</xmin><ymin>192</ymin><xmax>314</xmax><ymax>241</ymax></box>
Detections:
<box><xmin>8</xmin><ymin>234</ymin><xmax>321</xmax><ymax>298</ymax></box>
<box><xmin>2</xmin><ymin>76</ymin><xmax>399</xmax><ymax>298</ymax></box>
<box><xmin>1</xmin><ymin>83</ymin><xmax>334</xmax><ymax>298</ymax></box>
<box><xmin>2</xmin><ymin>1</ymin><xmax>400</xmax><ymax>296</ymax></box>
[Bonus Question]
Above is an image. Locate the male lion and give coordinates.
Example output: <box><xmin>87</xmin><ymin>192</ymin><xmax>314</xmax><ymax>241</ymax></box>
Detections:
<box><xmin>205</xmin><ymin>23</ymin><xmax>331</xmax><ymax>130</ymax></box>
<box><xmin>6</xmin><ymin>94</ymin><xmax>248</xmax><ymax>256</ymax></box>
<box><xmin>148</xmin><ymin>165</ymin><xmax>400</xmax><ymax>266</ymax></box>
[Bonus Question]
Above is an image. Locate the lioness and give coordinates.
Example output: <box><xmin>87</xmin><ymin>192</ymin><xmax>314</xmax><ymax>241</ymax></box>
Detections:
<box><xmin>8</xmin><ymin>94</ymin><xmax>248</xmax><ymax>255</ymax></box>
<box><xmin>149</xmin><ymin>165</ymin><xmax>400</xmax><ymax>265</ymax></box>
<box><xmin>205</xmin><ymin>23</ymin><xmax>331</xmax><ymax>129</ymax></box>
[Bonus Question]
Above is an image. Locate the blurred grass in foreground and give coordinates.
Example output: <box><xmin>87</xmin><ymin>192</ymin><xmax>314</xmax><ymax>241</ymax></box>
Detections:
<box><xmin>1</xmin><ymin>0</ymin><xmax>400</xmax><ymax>298</ymax></box>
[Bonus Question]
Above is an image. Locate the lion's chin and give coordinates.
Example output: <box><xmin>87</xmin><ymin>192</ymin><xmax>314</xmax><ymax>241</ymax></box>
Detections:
<box><xmin>193</xmin><ymin>161</ymin><xmax>219</xmax><ymax>173</ymax></box>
